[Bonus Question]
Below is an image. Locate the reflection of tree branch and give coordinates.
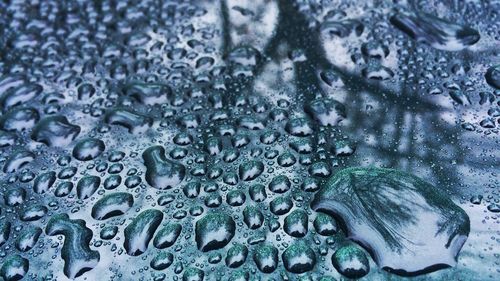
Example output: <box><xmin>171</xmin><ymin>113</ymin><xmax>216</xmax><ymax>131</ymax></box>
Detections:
<box><xmin>220</xmin><ymin>0</ymin><xmax>232</xmax><ymax>57</ymax></box>
<box><xmin>218</xmin><ymin>0</ymin><xmax>482</xmax><ymax>197</ymax></box>
<box><xmin>265</xmin><ymin>0</ymin><xmax>468</xmax><ymax>196</ymax></box>
<box><xmin>273</xmin><ymin>0</ymin><xmax>327</xmax><ymax>100</ymax></box>
<box><xmin>334</xmin><ymin>66</ymin><xmax>442</xmax><ymax>112</ymax></box>
<box><xmin>263</xmin><ymin>1</ymin><xmax>443</xmax><ymax>112</ymax></box>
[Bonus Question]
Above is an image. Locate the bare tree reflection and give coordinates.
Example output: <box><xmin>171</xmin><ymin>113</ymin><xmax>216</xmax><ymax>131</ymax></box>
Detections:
<box><xmin>213</xmin><ymin>1</ymin><xmax>499</xmax><ymax>278</ymax></box>
<box><xmin>217</xmin><ymin>0</ymin><xmax>499</xmax><ymax>196</ymax></box>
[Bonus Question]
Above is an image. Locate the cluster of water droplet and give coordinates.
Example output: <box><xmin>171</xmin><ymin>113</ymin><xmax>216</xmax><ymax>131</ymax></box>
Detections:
<box><xmin>0</xmin><ymin>0</ymin><xmax>498</xmax><ymax>280</ymax></box>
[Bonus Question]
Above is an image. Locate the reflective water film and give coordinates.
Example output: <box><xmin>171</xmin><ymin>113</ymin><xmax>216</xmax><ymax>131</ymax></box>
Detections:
<box><xmin>0</xmin><ymin>0</ymin><xmax>499</xmax><ymax>280</ymax></box>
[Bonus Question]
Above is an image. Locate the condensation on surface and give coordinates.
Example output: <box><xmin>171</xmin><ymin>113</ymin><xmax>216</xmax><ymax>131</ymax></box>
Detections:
<box><xmin>0</xmin><ymin>0</ymin><xmax>499</xmax><ymax>280</ymax></box>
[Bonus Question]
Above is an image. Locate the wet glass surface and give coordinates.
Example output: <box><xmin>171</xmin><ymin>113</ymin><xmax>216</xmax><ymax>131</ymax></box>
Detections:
<box><xmin>0</xmin><ymin>0</ymin><xmax>499</xmax><ymax>280</ymax></box>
